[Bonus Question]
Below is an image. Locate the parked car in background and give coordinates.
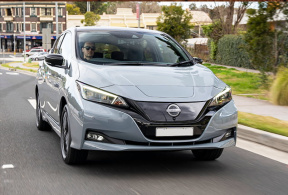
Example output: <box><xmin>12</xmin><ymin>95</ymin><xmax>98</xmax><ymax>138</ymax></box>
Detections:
<box><xmin>36</xmin><ymin>27</ymin><xmax>237</xmax><ymax>165</ymax></box>
<box><xmin>29</xmin><ymin>52</ymin><xmax>48</xmax><ymax>61</ymax></box>
<box><xmin>22</xmin><ymin>48</ymin><xmax>45</xmax><ymax>57</ymax></box>
<box><xmin>25</xmin><ymin>46</ymin><xmax>46</xmax><ymax>52</ymax></box>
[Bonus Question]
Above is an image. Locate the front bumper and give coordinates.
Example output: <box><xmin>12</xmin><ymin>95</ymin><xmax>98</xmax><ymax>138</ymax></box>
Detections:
<box><xmin>68</xmin><ymin>99</ymin><xmax>238</xmax><ymax>151</ymax></box>
<box><xmin>82</xmin><ymin>137</ymin><xmax>236</xmax><ymax>151</ymax></box>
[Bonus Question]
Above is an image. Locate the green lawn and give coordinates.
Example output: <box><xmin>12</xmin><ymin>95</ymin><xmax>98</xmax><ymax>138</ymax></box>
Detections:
<box><xmin>22</xmin><ymin>62</ymin><xmax>39</xmax><ymax>68</ymax></box>
<box><xmin>203</xmin><ymin>63</ymin><xmax>288</xmax><ymax>137</ymax></box>
<box><xmin>239</xmin><ymin>112</ymin><xmax>288</xmax><ymax>137</ymax></box>
<box><xmin>203</xmin><ymin>63</ymin><xmax>271</xmax><ymax>100</ymax></box>
<box><xmin>1</xmin><ymin>62</ymin><xmax>37</xmax><ymax>73</ymax></box>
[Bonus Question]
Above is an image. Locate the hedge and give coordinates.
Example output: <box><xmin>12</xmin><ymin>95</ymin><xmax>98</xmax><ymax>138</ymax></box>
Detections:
<box><xmin>215</xmin><ymin>35</ymin><xmax>252</xmax><ymax>68</ymax></box>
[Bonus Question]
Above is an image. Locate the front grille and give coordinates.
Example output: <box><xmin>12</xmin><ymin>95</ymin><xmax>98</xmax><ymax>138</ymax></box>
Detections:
<box><xmin>134</xmin><ymin>116</ymin><xmax>211</xmax><ymax>140</ymax></box>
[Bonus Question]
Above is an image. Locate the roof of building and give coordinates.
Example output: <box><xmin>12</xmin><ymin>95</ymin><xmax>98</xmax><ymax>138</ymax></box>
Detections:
<box><xmin>190</xmin><ymin>11</ymin><xmax>212</xmax><ymax>25</ymax></box>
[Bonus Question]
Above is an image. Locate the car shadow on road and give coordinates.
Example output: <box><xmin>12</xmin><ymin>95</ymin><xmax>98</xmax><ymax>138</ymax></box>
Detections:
<box><xmin>74</xmin><ymin>150</ymin><xmax>229</xmax><ymax>177</ymax></box>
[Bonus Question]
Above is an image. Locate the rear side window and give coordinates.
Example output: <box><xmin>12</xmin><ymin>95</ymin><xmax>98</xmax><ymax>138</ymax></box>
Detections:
<box><xmin>52</xmin><ymin>34</ymin><xmax>64</xmax><ymax>54</ymax></box>
<box><xmin>59</xmin><ymin>32</ymin><xmax>72</xmax><ymax>59</ymax></box>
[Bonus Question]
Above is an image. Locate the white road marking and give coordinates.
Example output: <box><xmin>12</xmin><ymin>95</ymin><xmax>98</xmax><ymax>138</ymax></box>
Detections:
<box><xmin>28</xmin><ymin>99</ymin><xmax>36</xmax><ymax>109</ymax></box>
<box><xmin>237</xmin><ymin>138</ymin><xmax>288</xmax><ymax>164</ymax></box>
<box><xmin>9</xmin><ymin>55</ymin><xmax>16</xmax><ymax>58</ymax></box>
<box><xmin>6</xmin><ymin>72</ymin><xmax>19</xmax><ymax>75</ymax></box>
<box><xmin>2</xmin><ymin>164</ymin><xmax>14</xmax><ymax>169</ymax></box>
<box><xmin>0</xmin><ymin>72</ymin><xmax>2</xmax><ymax>75</ymax></box>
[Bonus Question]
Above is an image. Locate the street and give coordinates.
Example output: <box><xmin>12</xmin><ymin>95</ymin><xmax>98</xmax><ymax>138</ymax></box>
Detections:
<box><xmin>0</xmin><ymin>53</ymin><xmax>23</xmax><ymax>64</ymax></box>
<box><xmin>0</xmin><ymin>68</ymin><xmax>288</xmax><ymax>195</ymax></box>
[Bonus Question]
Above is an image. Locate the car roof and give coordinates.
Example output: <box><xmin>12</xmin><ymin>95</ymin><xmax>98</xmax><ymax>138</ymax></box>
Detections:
<box><xmin>67</xmin><ymin>26</ymin><xmax>163</xmax><ymax>35</ymax></box>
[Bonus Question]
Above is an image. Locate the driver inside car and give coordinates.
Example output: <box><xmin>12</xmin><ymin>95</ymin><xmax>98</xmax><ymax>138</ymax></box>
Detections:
<box><xmin>82</xmin><ymin>42</ymin><xmax>95</xmax><ymax>60</ymax></box>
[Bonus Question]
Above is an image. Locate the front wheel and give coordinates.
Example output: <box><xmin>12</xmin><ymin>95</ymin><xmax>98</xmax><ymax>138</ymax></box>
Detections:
<box><xmin>61</xmin><ymin>105</ymin><xmax>88</xmax><ymax>165</ymax></box>
<box><xmin>192</xmin><ymin>148</ymin><xmax>224</xmax><ymax>161</ymax></box>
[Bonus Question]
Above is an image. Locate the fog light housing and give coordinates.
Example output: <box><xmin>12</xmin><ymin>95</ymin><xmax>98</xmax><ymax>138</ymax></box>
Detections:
<box><xmin>225</xmin><ymin>130</ymin><xmax>232</xmax><ymax>138</ymax></box>
<box><xmin>87</xmin><ymin>132</ymin><xmax>106</xmax><ymax>142</ymax></box>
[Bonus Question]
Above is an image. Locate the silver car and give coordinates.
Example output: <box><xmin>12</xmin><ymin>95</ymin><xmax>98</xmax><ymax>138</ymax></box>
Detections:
<box><xmin>29</xmin><ymin>52</ymin><xmax>48</xmax><ymax>61</ymax></box>
<box><xmin>36</xmin><ymin>27</ymin><xmax>237</xmax><ymax>164</ymax></box>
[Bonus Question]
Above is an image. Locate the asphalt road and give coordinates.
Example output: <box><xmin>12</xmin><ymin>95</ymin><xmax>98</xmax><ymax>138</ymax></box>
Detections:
<box><xmin>1</xmin><ymin>69</ymin><xmax>288</xmax><ymax>195</ymax></box>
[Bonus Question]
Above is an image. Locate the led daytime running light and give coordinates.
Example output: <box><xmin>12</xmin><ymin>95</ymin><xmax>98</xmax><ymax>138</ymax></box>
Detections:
<box><xmin>209</xmin><ymin>87</ymin><xmax>232</xmax><ymax>107</ymax></box>
<box><xmin>76</xmin><ymin>81</ymin><xmax>128</xmax><ymax>107</ymax></box>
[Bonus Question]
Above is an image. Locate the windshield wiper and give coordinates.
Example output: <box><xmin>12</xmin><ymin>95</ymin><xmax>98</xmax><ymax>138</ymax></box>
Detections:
<box><xmin>104</xmin><ymin>62</ymin><xmax>145</xmax><ymax>66</ymax></box>
<box><xmin>104</xmin><ymin>62</ymin><xmax>169</xmax><ymax>66</ymax></box>
<box><xmin>168</xmin><ymin>60</ymin><xmax>194</xmax><ymax>67</ymax></box>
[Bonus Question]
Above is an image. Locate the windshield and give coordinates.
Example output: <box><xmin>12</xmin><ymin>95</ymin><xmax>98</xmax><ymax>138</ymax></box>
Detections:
<box><xmin>77</xmin><ymin>30</ymin><xmax>190</xmax><ymax>66</ymax></box>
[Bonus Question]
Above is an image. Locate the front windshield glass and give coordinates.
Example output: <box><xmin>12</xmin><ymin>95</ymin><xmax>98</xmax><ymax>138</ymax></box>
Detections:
<box><xmin>77</xmin><ymin>30</ymin><xmax>190</xmax><ymax>66</ymax></box>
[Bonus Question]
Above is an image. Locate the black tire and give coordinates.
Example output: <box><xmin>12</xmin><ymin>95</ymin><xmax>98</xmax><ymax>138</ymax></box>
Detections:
<box><xmin>192</xmin><ymin>148</ymin><xmax>224</xmax><ymax>161</ymax></box>
<box><xmin>36</xmin><ymin>93</ymin><xmax>50</xmax><ymax>131</ymax></box>
<box><xmin>35</xmin><ymin>58</ymin><xmax>38</xmax><ymax>61</ymax></box>
<box><xmin>61</xmin><ymin>105</ymin><xmax>88</xmax><ymax>165</ymax></box>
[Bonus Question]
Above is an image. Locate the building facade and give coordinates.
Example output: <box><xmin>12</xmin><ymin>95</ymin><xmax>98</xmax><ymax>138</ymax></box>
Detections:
<box><xmin>67</xmin><ymin>8</ymin><xmax>212</xmax><ymax>38</ymax></box>
<box><xmin>0</xmin><ymin>2</ymin><xmax>67</xmax><ymax>52</ymax></box>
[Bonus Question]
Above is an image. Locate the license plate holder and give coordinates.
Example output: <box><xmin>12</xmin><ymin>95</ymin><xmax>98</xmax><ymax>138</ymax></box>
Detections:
<box><xmin>155</xmin><ymin>127</ymin><xmax>194</xmax><ymax>137</ymax></box>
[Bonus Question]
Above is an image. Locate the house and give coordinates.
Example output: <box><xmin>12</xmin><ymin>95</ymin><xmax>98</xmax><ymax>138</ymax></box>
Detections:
<box><xmin>67</xmin><ymin>8</ymin><xmax>213</xmax><ymax>34</ymax></box>
<box><xmin>233</xmin><ymin>10</ymin><xmax>288</xmax><ymax>32</ymax></box>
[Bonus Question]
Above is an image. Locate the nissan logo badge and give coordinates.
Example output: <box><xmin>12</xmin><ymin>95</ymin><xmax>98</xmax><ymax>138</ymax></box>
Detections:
<box><xmin>166</xmin><ymin>104</ymin><xmax>181</xmax><ymax>117</ymax></box>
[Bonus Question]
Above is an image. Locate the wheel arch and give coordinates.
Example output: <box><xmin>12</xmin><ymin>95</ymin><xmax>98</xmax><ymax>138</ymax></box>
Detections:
<box><xmin>59</xmin><ymin>96</ymin><xmax>67</xmax><ymax>125</ymax></box>
<box><xmin>35</xmin><ymin>85</ymin><xmax>38</xmax><ymax>99</ymax></box>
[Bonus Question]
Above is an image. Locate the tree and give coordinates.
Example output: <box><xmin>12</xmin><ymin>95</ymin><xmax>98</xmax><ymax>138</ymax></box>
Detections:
<box><xmin>66</xmin><ymin>4</ymin><xmax>81</xmax><ymax>15</ymax></box>
<box><xmin>156</xmin><ymin>4</ymin><xmax>193</xmax><ymax>43</ymax></box>
<box><xmin>245</xmin><ymin>2</ymin><xmax>288</xmax><ymax>78</ymax></box>
<box><xmin>212</xmin><ymin>1</ymin><xmax>251</xmax><ymax>34</ymax></box>
<box><xmin>202</xmin><ymin>1</ymin><xmax>251</xmax><ymax>61</ymax></box>
<box><xmin>189</xmin><ymin>3</ymin><xmax>197</xmax><ymax>11</ymax></box>
<box><xmin>81</xmin><ymin>12</ymin><xmax>100</xmax><ymax>26</ymax></box>
<box><xmin>75</xmin><ymin>2</ymin><xmax>109</xmax><ymax>15</ymax></box>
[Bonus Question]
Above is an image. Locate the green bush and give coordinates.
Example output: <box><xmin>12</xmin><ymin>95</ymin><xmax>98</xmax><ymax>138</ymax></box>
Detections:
<box><xmin>28</xmin><ymin>58</ymin><xmax>32</xmax><ymax>63</ymax></box>
<box><xmin>278</xmin><ymin>34</ymin><xmax>288</xmax><ymax>67</ymax></box>
<box><xmin>209</xmin><ymin>39</ymin><xmax>217</xmax><ymax>61</ymax></box>
<box><xmin>270</xmin><ymin>67</ymin><xmax>288</xmax><ymax>105</ymax></box>
<box><xmin>215</xmin><ymin>35</ymin><xmax>252</xmax><ymax>68</ymax></box>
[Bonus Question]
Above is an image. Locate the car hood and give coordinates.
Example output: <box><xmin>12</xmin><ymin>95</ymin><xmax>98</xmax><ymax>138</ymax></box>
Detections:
<box><xmin>78</xmin><ymin>62</ymin><xmax>226</xmax><ymax>102</ymax></box>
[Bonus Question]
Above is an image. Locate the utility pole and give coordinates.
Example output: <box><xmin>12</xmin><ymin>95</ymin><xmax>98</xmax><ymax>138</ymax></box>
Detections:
<box><xmin>23</xmin><ymin>2</ymin><xmax>26</xmax><ymax>62</ymax></box>
<box><xmin>14</xmin><ymin>34</ymin><xmax>16</xmax><ymax>56</ymax></box>
<box><xmin>137</xmin><ymin>3</ymin><xmax>140</xmax><ymax>28</ymax></box>
<box><xmin>56</xmin><ymin>2</ymin><xmax>58</xmax><ymax>38</ymax></box>
<box><xmin>87</xmin><ymin>2</ymin><xmax>90</xmax><ymax>12</ymax></box>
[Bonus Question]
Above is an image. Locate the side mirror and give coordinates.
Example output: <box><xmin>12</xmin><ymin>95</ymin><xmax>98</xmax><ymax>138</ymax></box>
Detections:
<box><xmin>45</xmin><ymin>54</ymin><xmax>64</xmax><ymax>67</ymax></box>
<box><xmin>193</xmin><ymin>57</ymin><xmax>203</xmax><ymax>64</ymax></box>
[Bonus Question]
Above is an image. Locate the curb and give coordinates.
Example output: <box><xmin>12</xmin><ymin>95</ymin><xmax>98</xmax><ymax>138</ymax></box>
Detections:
<box><xmin>237</xmin><ymin>124</ymin><xmax>288</xmax><ymax>153</ymax></box>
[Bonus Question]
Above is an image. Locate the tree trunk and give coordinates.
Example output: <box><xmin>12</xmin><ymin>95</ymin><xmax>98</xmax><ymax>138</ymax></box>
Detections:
<box><xmin>225</xmin><ymin>1</ymin><xmax>235</xmax><ymax>34</ymax></box>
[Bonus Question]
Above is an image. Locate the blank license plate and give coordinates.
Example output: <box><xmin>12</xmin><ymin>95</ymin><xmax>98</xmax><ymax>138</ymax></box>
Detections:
<box><xmin>156</xmin><ymin>127</ymin><xmax>194</xmax><ymax>137</ymax></box>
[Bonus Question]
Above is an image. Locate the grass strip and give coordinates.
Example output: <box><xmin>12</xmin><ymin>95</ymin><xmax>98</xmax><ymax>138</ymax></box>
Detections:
<box><xmin>203</xmin><ymin>63</ymin><xmax>271</xmax><ymax>100</ymax></box>
<box><xmin>238</xmin><ymin>111</ymin><xmax>288</xmax><ymax>137</ymax></box>
<box><xmin>22</xmin><ymin>62</ymin><xmax>39</xmax><ymax>68</ymax></box>
<box><xmin>1</xmin><ymin>63</ymin><xmax>37</xmax><ymax>73</ymax></box>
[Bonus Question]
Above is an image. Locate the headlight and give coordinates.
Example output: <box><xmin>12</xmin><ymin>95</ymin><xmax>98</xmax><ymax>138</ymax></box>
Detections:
<box><xmin>76</xmin><ymin>81</ymin><xmax>128</xmax><ymax>107</ymax></box>
<box><xmin>208</xmin><ymin>87</ymin><xmax>232</xmax><ymax>107</ymax></box>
